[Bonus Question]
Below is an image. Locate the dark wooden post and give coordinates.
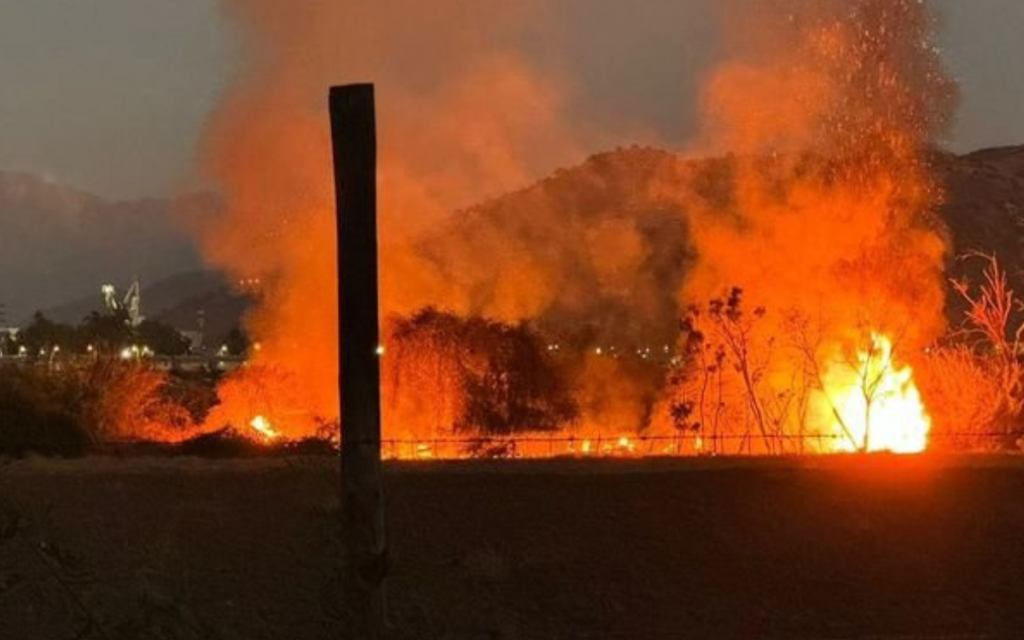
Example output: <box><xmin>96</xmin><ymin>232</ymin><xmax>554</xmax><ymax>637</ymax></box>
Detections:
<box><xmin>330</xmin><ymin>83</ymin><xmax>387</xmax><ymax>638</ymax></box>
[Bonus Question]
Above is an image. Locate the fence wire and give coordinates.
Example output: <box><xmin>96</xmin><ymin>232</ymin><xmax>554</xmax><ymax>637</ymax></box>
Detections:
<box><xmin>359</xmin><ymin>432</ymin><xmax>1021</xmax><ymax>460</ymax></box>
<box><xmin>92</xmin><ymin>432</ymin><xmax>1022</xmax><ymax>459</ymax></box>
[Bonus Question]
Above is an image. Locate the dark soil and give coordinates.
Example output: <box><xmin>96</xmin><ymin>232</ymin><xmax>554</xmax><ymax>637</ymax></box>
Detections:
<box><xmin>1</xmin><ymin>456</ymin><xmax>1022</xmax><ymax>639</ymax></box>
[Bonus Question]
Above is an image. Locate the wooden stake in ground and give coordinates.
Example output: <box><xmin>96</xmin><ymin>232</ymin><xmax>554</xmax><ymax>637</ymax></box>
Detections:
<box><xmin>330</xmin><ymin>83</ymin><xmax>387</xmax><ymax>638</ymax></box>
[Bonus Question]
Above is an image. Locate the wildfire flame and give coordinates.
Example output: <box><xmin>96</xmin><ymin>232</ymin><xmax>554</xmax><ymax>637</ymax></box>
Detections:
<box><xmin>820</xmin><ymin>334</ymin><xmax>930</xmax><ymax>454</ymax></box>
<box><xmin>190</xmin><ymin>0</ymin><xmax>953</xmax><ymax>458</ymax></box>
<box><xmin>249</xmin><ymin>415</ymin><xmax>281</xmax><ymax>441</ymax></box>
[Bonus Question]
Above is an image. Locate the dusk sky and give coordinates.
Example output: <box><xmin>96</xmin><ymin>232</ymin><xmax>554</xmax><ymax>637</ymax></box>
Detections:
<box><xmin>0</xmin><ymin>0</ymin><xmax>1022</xmax><ymax>199</ymax></box>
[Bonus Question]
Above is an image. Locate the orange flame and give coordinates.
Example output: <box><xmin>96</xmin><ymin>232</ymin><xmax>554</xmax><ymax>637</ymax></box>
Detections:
<box><xmin>188</xmin><ymin>0</ymin><xmax>956</xmax><ymax>454</ymax></box>
<box><xmin>818</xmin><ymin>334</ymin><xmax>930</xmax><ymax>454</ymax></box>
<box><xmin>249</xmin><ymin>415</ymin><xmax>281</xmax><ymax>441</ymax></box>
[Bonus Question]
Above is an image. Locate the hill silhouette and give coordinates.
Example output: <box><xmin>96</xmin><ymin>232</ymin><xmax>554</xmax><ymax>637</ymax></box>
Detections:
<box><xmin>0</xmin><ymin>171</ymin><xmax>206</xmax><ymax>321</ymax></box>
<box><xmin>5</xmin><ymin>144</ymin><xmax>1024</xmax><ymax>342</ymax></box>
<box><xmin>417</xmin><ymin>144</ymin><xmax>1024</xmax><ymax>345</ymax></box>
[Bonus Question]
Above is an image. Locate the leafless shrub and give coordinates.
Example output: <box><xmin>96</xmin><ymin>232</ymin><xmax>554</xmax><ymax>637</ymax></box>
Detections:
<box><xmin>673</xmin><ymin>288</ymin><xmax>799</xmax><ymax>454</ymax></box>
<box><xmin>68</xmin><ymin>359</ymin><xmax>197</xmax><ymax>442</ymax></box>
<box><xmin>942</xmin><ymin>253</ymin><xmax>1024</xmax><ymax>447</ymax></box>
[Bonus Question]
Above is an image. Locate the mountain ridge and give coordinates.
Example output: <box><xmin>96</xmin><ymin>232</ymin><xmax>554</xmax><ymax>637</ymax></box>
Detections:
<box><xmin>0</xmin><ymin>171</ymin><xmax>208</xmax><ymax>322</ymax></box>
<box><xmin>4</xmin><ymin>143</ymin><xmax>1024</xmax><ymax>340</ymax></box>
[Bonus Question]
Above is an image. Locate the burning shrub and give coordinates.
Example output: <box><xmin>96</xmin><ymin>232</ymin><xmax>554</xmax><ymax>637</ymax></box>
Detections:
<box><xmin>385</xmin><ymin>308</ymin><xmax>578</xmax><ymax>438</ymax></box>
<box><xmin>68</xmin><ymin>359</ymin><xmax>198</xmax><ymax>442</ymax></box>
<box><xmin>202</xmin><ymin>364</ymin><xmax>309</xmax><ymax>439</ymax></box>
<box><xmin>664</xmin><ymin>289</ymin><xmax>799</xmax><ymax>455</ymax></box>
<box><xmin>920</xmin><ymin>254</ymin><xmax>1024</xmax><ymax>449</ymax></box>
<box><xmin>160</xmin><ymin>372</ymin><xmax>220</xmax><ymax>427</ymax></box>
<box><xmin>662</xmin><ymin>0</ymin><xmax>953</xmax><ymax>455</ymax></box>
<box><xmin>664</xmin><ymin>288</ymin><xmax>934</xmax><ymax>455</ymax></box>
<box><xmin>916</xmin><ymin>346</ymin><xmax>1004</xmax><ymax>451</ymax></box>
<box><xmin>0</xmin><ymin>361</ymin><xmax>206</xmax><ymax>455</ymax></box>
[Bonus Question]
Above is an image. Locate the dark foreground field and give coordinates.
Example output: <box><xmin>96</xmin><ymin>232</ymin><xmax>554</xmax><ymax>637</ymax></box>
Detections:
<box><xmin>2</xmin><ymin>456</ymin><xmax>1023</xmax><ymax>640</ymax></box>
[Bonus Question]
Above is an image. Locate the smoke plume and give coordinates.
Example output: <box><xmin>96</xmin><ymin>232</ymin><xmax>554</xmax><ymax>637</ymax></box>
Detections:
<box><xmin>685</xmin><ymin>0</ymin><xmax>956</xmax><ymax>341</ymax></box>
<box><xmin>652</xmin><ymin>0</ymin><xmax>959</xmax><ymax>448</ymax></box>
<box><xmin>193</xmin><ymin>0</ymin><xmax>959</xmax><ymax>445</ymax></box>
<box><xmin>196</xmin><ymin>0</ymin><xmax>598</xmax><ymax>434</ymax></box>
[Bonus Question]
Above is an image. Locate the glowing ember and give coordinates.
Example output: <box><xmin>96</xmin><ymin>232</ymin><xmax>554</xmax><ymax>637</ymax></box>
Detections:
<box><xmin>819</xmin><ymin>334</ymin><xmax>930</xmax><ymax>454</ymax></box>
<box><xmin>249</xmin><ymin>415</ymin><xmax>281</xmax><ymax>441</ymax></box>
<box><xmin>614</xmin><ymin>436</ymin><xmax>637</xmax><ymax>455</ymax></box>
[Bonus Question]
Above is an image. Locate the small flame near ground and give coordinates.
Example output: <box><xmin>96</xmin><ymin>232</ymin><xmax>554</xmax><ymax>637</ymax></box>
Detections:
<box><xmin>820</xmin><ymin>334</ymin><xmax>931</xmax><ymax>454</ymax></box>
<box><xmin>249</xmin><ymin>415</ymin><xmax>281</xmax><ymax>441</ymax></box>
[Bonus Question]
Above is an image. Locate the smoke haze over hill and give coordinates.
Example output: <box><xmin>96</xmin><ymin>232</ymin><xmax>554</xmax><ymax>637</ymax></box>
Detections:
<box><xmin>0</xmin><ymin>172</ymin><xmax>206</xmax><ymax>322</ymax></box>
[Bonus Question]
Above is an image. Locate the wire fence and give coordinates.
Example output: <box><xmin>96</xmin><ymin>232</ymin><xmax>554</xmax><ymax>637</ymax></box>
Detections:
<box><xmin>364</xmin><ymin>432</ymin><xmax>1023</xmax><ymax>460</ymax></box>
<box><xmin>90</xmin><ymin>431</ymin><xmax>1023</xmax><ymax>459</ymax></box>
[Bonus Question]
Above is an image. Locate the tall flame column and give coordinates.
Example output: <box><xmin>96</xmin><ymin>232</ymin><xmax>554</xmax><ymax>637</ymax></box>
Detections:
<box><xmin>330</xmin><ymin>83</ymin><xmax>387</xmax><ymax>638</ymax></box>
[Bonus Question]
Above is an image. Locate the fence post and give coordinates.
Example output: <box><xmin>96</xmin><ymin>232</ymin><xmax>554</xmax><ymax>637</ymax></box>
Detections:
<box><xmin>330</xmin><ymin>83</ymin><xmax>387</xmax><ymax>639</ymax></box>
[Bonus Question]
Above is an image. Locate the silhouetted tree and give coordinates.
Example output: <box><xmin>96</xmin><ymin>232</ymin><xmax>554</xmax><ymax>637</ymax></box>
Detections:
<box><xmin>386</xmin><ymin>308</ymin><xmax>578</xmax><ymax>436</ymax></box>
<box><xmin>136</xmin><ymin>319</ymin><xmax>191</xmax><ymax>356</ymax></box>
<box><xmin>78</xmin><ymin>310</ymin><xmax>132</xmax><ymax>353</ymax></box>
<box><xmin>0</xmin><ymin>329</ymin><xmax>19</xmax><ymax>356</ymax></box>
<box><xmin>19</xmin><ymin>312</ymin><xmax>76</xmax><ymax>356</ymax></box>
<box><xmin>223</xmin><ymin>327</ymin><xmax>249</xmax><ymax>356</ymax></box>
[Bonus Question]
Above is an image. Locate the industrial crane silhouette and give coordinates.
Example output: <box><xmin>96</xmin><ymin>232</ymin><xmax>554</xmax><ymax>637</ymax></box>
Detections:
<box><xmin>101</xmin><ymin>277</ymin><xmax>143</xmax><ymax>328</ymax></box>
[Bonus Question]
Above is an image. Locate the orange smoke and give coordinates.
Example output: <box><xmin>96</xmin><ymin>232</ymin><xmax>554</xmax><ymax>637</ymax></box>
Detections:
<box><xmin>192</xmin><ymin>0</ymin><xmax>959</xmax><ymax>452</ymax></box>
<box><xmin>661</xmin><ymin>0</ymin><xmax>957</xmax><ymax>452</ymax></box>
<box><xmin>195</xmin><ymin>0</ymin><xmax>588</xmax><ymax>437</ymax></box>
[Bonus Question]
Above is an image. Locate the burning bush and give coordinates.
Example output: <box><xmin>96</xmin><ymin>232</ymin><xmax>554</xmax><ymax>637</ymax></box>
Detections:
<box><xmin>67</xmin><ymin>359</ymin><xmax>199</xmax><ymax>442</ymax></box>
<box><xmin>384</xmin><ymin>308</ymin><xmax>578</xmax><ymax>438</ymax></box>
<box><xmin>0</xmin><ymin>360</ymin><xmax>204</xmax><ymax>456</ymax></box>
<box><xmin>655</xmin><ymin>0</ymin><xmax>956</xmax><ymax>455</ymax></box>
<box><xmin>916</xmin><ymin>346</ymin><xmax>1004</xmax><ymax>451</ymax></box>
<box><xmin>917</xmin><ymin>255</ymin><xmax>1024</xmax><ymax>450</ymax></box>
<box><xmin>662</xmin><ymin>288</ymin><xmax>933</xmax><ymax>455</ymax></box>
<box><xmin>663</xmin><ymin>289</ymin><xmax>802</xmax><ymax>455</ymax></box>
